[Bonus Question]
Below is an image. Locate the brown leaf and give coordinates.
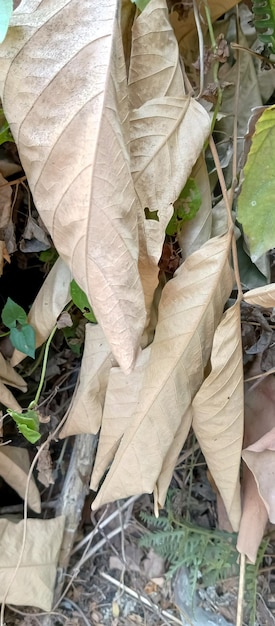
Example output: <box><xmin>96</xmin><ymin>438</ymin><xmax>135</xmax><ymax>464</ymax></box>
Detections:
<box><xmin>59</xmin><ymin>324</ymin><xmax>115</xmax><ymax>438</ymax></box>
<box><xmin>0</xmin><ymin>172</ymin><xmax>12</xmax><ymax>229</ymax></box>
<box><xmin>91</xmin><ymin>233</ymin><xmax>233</xmax><ymax>509</ymax></box>
<box><xmin>0</xmin><ymin>516</ymin><xmax>65</xmax><ymax>610</ymax></box>
<box><xmin>0</xmin><ymin>1</ymin><xmax>146</xmax><ymax>373</ymax></box>
<box><xmin>192</xmin><ymin>303</ymin><xmax>243</xmax><ymax>531</ymax></box>
<box><xmin>0</xmin><ymin>446</ymin><xmax>41</xmax><ymax>512</ymax></box>
<box><xmin>243</xmin><ymin>283</ymin><xmax>275</xmax><ymax>307</ymax></box>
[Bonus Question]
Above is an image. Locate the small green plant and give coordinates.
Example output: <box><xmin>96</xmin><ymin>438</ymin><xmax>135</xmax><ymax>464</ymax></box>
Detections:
<box><xmin>252</xmin><ymin>0</ymin><xmax>275</xmax><ymax>54</ymax></box>
<box><xmin>0</xmin><ymin>107</ymin><xmax>13</xmax><ymax>144</ymax></box>
<box><xmin>140</xmin><ymin>512</ymin><xmax>237</xmax><ymax>596</ymax></box>
<box><xmin>166</xmin><ymin>178</ymin><xmax>201</xmax><ymax>236</ymax></box>
<box><xmin>6</xmin><ymin>324</ymin><xmax>57</xmax><ymax>443</ymax></box>
<box><xmin>1</xmin><ymin>297</ymin><xmax>36</xmax><ymax>358</ymax></box>
<box><xmin>70</xmin><ymin>279</ymin><xmax>97</xmax><ymax>323</ymax></box>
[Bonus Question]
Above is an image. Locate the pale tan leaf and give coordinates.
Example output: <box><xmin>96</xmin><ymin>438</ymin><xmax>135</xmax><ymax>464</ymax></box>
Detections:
<box><xmin>155</xmin><ymin>408</ymin><xmax>193</xmax><ymax>509</ymax></box>
<box><xmin>92</xmin><ymin>233</ymin><xmax>233</xmax><ymax>509</ymax></box>
<box><xmin>0</xmin><ymin>516</ymin><xmax>65</xmax><ymax>610</ymax></box>
<box><xmin>192</xmin><ymin>302</ymin><xmax>243</xmax><ymax>531</ymax></box>
<box><xmin>242</xmin><ymin>428</ymin><xmax>275</xmax><ymax>523</ymax></box>
<box><xmin>59</xmin><ymin>324</ymin><xmax>115</xmax><ymax>438</ymax></box>
<box><xmin>237</xmin><ymin>369</ymin><xmax>275</xmax><ymax>560</ymax></box>
<box><xmin>129</xmin><ymin>0</ymin><xmax>210</xmax><ymax>320</ymax></box>
<box><xmin>0</xmin><ymin>0</ymin><xmax>145</xmax><ymax>373</ymax></box>
<box><xmin>11</xmin><ymin>257</ymin><xmax>71</xmax><ymax>366</ymax></box>
<box><xmin>178</xmin><ymin>155</ymin><xmax>212</xmax><ymax>260</ymax></box>
<box><xmin>0</xmin><ymin>446</ymin><xmax>41</xmax><ymax>513</ymax></box>
<box><xmin>243</xmin><ymin>284</ymin><xmax>275</xmax><ymax>308</ymax></box>
<box><xmin>0</xmin><ymin>381</ymin><xmax>22</xmax><ymax>411</ymax></box>
<box><xmin>0</xmin><ymin>352</ymin><xmax>27</xmax><ymax>391</ymax></box>
<box><xmin>90</xmin><ymin>349</ymin><xmax>150</xmax><ymax>491</ymax></box>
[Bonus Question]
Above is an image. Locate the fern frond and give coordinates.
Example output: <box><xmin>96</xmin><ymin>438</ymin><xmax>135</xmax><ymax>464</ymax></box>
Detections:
<box><xmin>252</xmin><ymin>0</ymin><xmax>275</xmax><ymax>53</ymax></box>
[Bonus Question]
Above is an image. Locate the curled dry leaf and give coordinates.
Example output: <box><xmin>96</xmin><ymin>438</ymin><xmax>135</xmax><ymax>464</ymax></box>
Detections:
<box><xmin>11</xmin><ymin>257</ymin><xmax>71</xmax><ymax>366</ymax></box>
<box><xmin>242</xmin><ymin>428</ymin><xmax>275</xmax><ymax>523</ymax></box>
<box><xmin>91</xmin><ymin>233</ymin><xmax>233</xmax><ymax>510</ymax></box>
<box><xmin>192</xmin><ymin>302</ymin><xmax>243</xmax><ymax>532</ymax></box>
<box><xmin>237</xmin><ymin>368</ymin><xmax>275</xmax><ymax>561</ymax></box>
<box><xmin>178</xmin><ymin>155</ymin><xmax>212</xmax><ymax>260</ymax></box>
<box><xmin>243</xmin><ymin>283</ymin><xmax>275</xmax><ymax>307</ymax></box>
<box><xmin>59</xmin><ymin>324</ymin><xmax>115</xmax><ymax>438</ymax></box>
<box><xmin>0</xmin><ymin>352</ymin><xmax>27</xmax><ymax>410</ymax></box>
<box><xmin>0</xmin><ymin>0</ymin><xmax>146</xmax><ymax>373</ymax></box>
<box><xmin>0</xmin><ymin>445</ymin><xmax>41</xmax><ymax>513</ymax></box>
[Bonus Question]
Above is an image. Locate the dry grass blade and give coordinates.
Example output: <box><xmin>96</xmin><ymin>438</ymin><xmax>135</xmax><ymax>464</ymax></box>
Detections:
<box><xmin>91</xmin><ymin>233</ymin><xmax>233</xmax><ymax>509</ymax></box>
<box><xmin>192</xmin><ymin>302</ymin><xmax>243</xmax><ymax>531</ymax></box>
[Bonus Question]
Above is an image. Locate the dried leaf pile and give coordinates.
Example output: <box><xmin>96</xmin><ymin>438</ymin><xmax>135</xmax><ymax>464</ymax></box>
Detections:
<box><xmin>1</xmin><ymin>0</ymin><xmax>275</xmax><ymax>616</ymax></box>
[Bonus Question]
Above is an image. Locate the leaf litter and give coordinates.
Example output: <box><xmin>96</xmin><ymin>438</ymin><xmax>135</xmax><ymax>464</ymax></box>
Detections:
<box><xmin>2</xmin><ymin>0</ymin><xmax>275</xmax><ymax>624</ymax></box>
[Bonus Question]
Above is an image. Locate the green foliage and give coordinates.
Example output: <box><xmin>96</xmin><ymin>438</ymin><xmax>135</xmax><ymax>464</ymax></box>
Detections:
<box><xmin>39</xmin><ymin>247</ymin><xmax>59</xmax><ymax>265</ymax></box>
<box><xmin>237</xmin><ymin>105</ymin><xmax>275</xmax><ymax>261</ymax></box>
<box><xmin>2</xmin><ymin>297</ymin><xmax>36</xmax><ymax>358</ymax></box>
<box><xmin>144</xmin><ymin>207</ymin><xmax>159</xmax><ymax>222</ymax></box>
<box><xmin>166</xmin><ymin>178</ymin><xmax>201</xmax><ymax>236</ymax></box>
<box><xmin>70</xmin><ymin>279</ymin><xmax>97</xmax><ymax>323</ymax></box>
<box><xmin>7</xmin><ymin>408</ymin><xmax>41</xmax><ymax>443</ymax></box>
<box><xmin>0</xmin><ymin>108</ymin><xmax>13</xmax><ymax>144</ymax></box>
<box><xmin>131</xmin><ymin>0</ymin><xmax>151</xmax><ymax>10</ymax></box>
<box><xmin>252</xmin><ymin>0</ymin><xmax>275</xmax><ymax>53</ymax></box>
<box><xmin>139</xmin><ymin>512</ymin><xmax>237</xmax><ymax>595</ymax></box>
<box><xmin>245</xmin><ymin>539</ymin><xmax>269</xmax><ymax>626</ymax></box>
<box><xmin>0</xmin><ymin>0</ymin><xmax>12</xmax><ymax>44</ymax></box>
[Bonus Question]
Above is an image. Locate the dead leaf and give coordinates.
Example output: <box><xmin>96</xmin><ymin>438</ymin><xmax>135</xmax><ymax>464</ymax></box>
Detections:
<box><xmin>142</xmin><ymin>548</ymin><xmax>165</xmax><ymax>579</ymax></box>
<box><xmin>92</xmin><ymin>233</ymin><xmax>233</xmax><ymax>509</ymax></box>
<box><xmin>192</xmin><ymin>302</ymin><xmax>243</xmax><ymax>531</ymax></box>
<box><xmin>11</xmin><ymin>257</ymin><xmax>71</xmax><ymax>366</ymax></box>
<box><xmin>37</xmin><ymin>441</ymin><xmax>54</xmax><ymax>488</ymax></box>
<box><xmin>0</xmin><ymin>352</ymin><xmax>27</xmax><ymax>411</ymax></box>
<box><xmin>19</xmin><ymin>215</ymin><xmax>51</xmax><ymax>253</ymax></box>
<box><xmin>0</xmin><ymin>446</ymin><xmax>41</xmax><ymax>512</ymax></box>
<box><xmin>0</xmin><ymin>172</ymin><xmax>12</xmax><ymax>229</ymax></box>
<box><xmin>59</xmin><ymin>324</ymin><xmax>115</xmax><ymax>438</ymax></box>
<box><xmin>0</xmin><ymin>0</ymin><xmax>146</xmax><ymax>373</ymax></box>
<box><xmin>0</xmin><ymin>516</ymin><xmax>65</xmax><ymax>610</ymax></box>
<box><xmin>243</xmin><ymin>283</ymin><xmax>275</xmax><ymax>307</ymax></box>
<box><xmin>178</xmin><ymin>155</ymin><xmax>212</xmax><ymax>260</ymax></box>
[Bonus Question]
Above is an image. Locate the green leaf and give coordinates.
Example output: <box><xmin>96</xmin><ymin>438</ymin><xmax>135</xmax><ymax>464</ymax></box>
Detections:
<box><xmin>166</xmin><ymin>178</ymin><xmax>201</xmax><ymax>236</ymax></box>
<box><xmin>238</xmin><ymin>105</ymin><xmax>275</xmax><ymax>260</ymax></box>
<box><xmin>144</xmin><ymin>207</ymin><xmax>159</xmax><ymax>222</ymax></box>
<box><xmin>70</xmin><ymin>279</ymin><xmax>97</xmax><ymax>323</ymax></box>
<box><xmin>10</xmin><ymin>324</ymin><xmax>36</xmax><ymax>358</ymax></box>
<box><xmin>2</xmin><ymin>297</ymin><xmax>27</xmax><ymax>328</ymax></box>
<box><xmin>7</xmin><ymin>408</ymin><xmax>41</xmax><ymax>444</ymax></box>
<box><xmin>131</xmin><ymin>0</ymin><xmax>151</xmax><ymax>10</ymax></box>
<box><xmin>0</xmin><ymin>0</ymin><xmax>12</xmax><ymax>44</ymax></box>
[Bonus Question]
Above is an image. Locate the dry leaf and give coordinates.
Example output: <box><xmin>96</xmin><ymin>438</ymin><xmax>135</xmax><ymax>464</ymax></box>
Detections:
<box><xmin>129</xmin><ymin>0</ymin><xmax>210</xmax><ymax>321</ymax></box>
<box><xmin>178</xmin><ymin>155</ymin><xmax>212</xmax><ymax>260</ymax></box>
<box><xmin>192</xmin><ymin>302</ymin><xmax>243</xmax><ymax>531</ymax></box>
<box><xmin>92</xmin><ymin>233</ymin><xmax>233</xmax><ymax>509</ymax></box>
<box><xmin>242</xmin><ymin>428</ymin><xmax>275</xmax><ymax>523</ymax></box>
<box><xmin>0</xmin><ymin>172</ymin><xmax>12</xmax><ymax>229</ymax></box>
<box><xmin>11</xmin><ymin>257</ymin><xmax>71</xmax><ymax>366</ymax></box>
<box><xmin>59</xmin><ymin>324</ymin><xmax>115</xmax><ymax>438</ymax></box>
<box><xmin>0</xmin><ymin>0</ymin><xmax>146</xmax><ymax>373</ymax></box>
<box><xmin>0</xmin><ymin>446</ymin><xmax>41</xmax><ymax>513</ymax></box>
<box><xmin>37</xmin><ymin>441</ymin><xmax>54</xmax><ymax>488</ymax></box>
<box><xmin>0</xmin><ymin>516</ymin><xmax>65</xmax><ymax>610</ymax></box>
<box><xmin>243</xmin><ymin>284</ymin><xmax>275</xmax><ymax>307</ymax></box>
<box><xmin>237</xmin><ymin>369</ymin><xmax>275</xmax><ymax>561</ymax></box>
<box><xmin>0</xmin><ymin>352</ymin><xmax>27</xmax><ymax>411</ymax></box>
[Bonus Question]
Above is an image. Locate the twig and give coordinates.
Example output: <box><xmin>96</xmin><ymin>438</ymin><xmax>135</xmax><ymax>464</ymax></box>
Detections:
<box><xmin>71</xmin><ymin>495</ymin><xmax>139</xmax><ymax>555</ymax></box>
<box><xmin>236</xmin><ymin>553</ymin><xmax>246</xmax><ymax>626</ymax></box>
<box><xmin>61</xmin><ymin>598</ymin><xmax>92</xmax><ymax>626</ymax></box>
<box><xmin>99</xmin><ymin>571</ymin><xmax>184</xmax><ymax>626</ymax></box>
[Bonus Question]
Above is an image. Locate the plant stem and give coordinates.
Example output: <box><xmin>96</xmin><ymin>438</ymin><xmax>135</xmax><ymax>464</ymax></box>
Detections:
<box><xmin>29</xmin><ymin>325</ymin><xmax>57</xmax><ymax>409</ymax></box>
